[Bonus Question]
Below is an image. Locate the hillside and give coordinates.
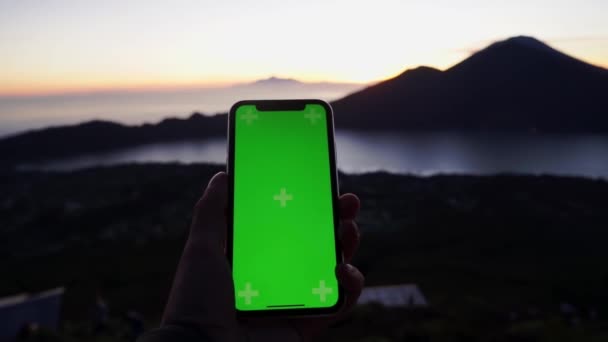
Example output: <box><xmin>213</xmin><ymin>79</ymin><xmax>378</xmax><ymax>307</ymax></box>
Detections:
<box><xmin>332</xmin><ymin>36</ymin><xmax>608</xmax><ymax>132</ymax></box>
<box><xmin>2</xmin><ymin>164</ymin><xmax>608</xmax><ymax>340</ymax></box>
<box><xmin>2</xmin><ymin>36</ymin><xmax>608</xmax><ymax>166</ymax></box>
<box><xmin>0</xmin><ymin>113</ymin><xmax>226</xmax><ymax>165</ymax></box>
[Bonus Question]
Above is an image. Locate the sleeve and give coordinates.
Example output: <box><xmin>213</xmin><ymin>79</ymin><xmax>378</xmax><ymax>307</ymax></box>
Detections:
<box><xmin>136</xmin><ymin>325</ymin><xmax>210</xmax><ymax>342</ymax></box>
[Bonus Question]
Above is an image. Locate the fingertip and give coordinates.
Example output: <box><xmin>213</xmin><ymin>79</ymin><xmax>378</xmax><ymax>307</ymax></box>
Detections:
<box><xmin>203</xmin><ymin>172</ymin><xmax>228</xmax><ymax>202</ymax></box>
<box><xmin>336</xmin><ymin>263</ymin><xmax>364</xmax><ymax>293</ymax></box>
<box><xmin>336</xmin><ymin>263</ymin><xmax>352</xmax><ymax>277</ymax></box>
<box><xmin>339</xmin><ymin>193</ymin><xmax>360</xmax><ymax>220</ymax></box>
<box><xmin>206</xmin><ymin>172</ymin><xmax>227</xmax><ymax>192</ymax></box>
<box><xmin>190</xmin><ymin>172</ymin><xmax>229</xmax><ymax>249</ymax></box>
<box><xmin>194</xmin><ymin>172</ymin><xmax>228</xmax><ymax>219</ymax></box>
<box><xmin>336</xmin><ymin>263</ymin><xmax>364</xmax><ymax>314</ymax></box>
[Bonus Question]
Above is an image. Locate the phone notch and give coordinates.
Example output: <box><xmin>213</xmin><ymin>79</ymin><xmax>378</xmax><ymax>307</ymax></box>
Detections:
<box><xmin>255</xmin><ymin>101</ymin><xmax>306</xmax><ymax>112</ymax></box>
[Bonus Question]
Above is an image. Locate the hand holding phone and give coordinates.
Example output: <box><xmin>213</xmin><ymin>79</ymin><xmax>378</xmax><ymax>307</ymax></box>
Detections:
<box><xmin>157</xmin><ymin>100</ymin><xmax>363</xmax><ymax>340</ymax></box>
<box><xmin>161</xmin><ymin>173</ymin><xmax>363</xmax><ymax>340</ymax></box>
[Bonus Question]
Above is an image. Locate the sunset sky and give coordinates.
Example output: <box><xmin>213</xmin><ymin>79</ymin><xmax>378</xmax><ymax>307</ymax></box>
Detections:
<box><xmin>1</xmin><ymin>0</ymin><xmax>607</xmax><ymax>95</ymax></box>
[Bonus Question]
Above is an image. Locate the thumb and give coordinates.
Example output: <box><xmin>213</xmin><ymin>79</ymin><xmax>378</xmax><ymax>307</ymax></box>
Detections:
<box><xmin>190</xmin><ymin>172</ymin><xmax>228</xmax><ymax>249</ymax></box>
<box><xmin>162</xmin><ymin>171</ymin><xmax>237</xmax><ymax>337</ymax></box>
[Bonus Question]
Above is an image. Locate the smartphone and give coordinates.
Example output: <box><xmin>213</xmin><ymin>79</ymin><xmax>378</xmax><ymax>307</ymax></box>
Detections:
<box><xmin>227</xmin><ymin>99</ymin><xmax>342</xmax><ymax>316</ymax></box>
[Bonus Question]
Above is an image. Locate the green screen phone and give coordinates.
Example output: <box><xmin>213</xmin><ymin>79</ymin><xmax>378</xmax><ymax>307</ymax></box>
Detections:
<box><xmin>227</xmin><ymin>99</ymin><xmax>342</xmax><ymax>315</ymax></box>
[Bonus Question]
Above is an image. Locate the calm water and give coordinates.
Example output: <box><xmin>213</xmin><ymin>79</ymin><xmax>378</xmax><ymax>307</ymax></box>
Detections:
<box><xmin>18</xmin><ymin>132</ymin><xmax>608</xmax><ymax>178</ymax></box>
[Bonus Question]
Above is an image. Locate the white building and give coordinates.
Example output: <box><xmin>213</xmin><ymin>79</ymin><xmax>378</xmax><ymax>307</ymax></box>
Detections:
<box><xmin>357</xmin><ymin>284</ymin><xmax>428</xmax><ymax>307</ymax></box>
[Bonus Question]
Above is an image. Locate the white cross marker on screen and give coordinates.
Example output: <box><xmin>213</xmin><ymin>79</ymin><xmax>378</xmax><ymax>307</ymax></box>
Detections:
<box><xmin>273</xmin><ymin>188</ymin><xmax>293</xmax><ymax>207</ymax></box>
<box><xmin>238</xmin><ymin>282</ymin><xmax>259</xmax><ymax>305</ymax></box>
<box><xmin>312</xmin><ymin>280</ymin><xmax>333</xmax><ymax>302</ymax></box>
<box><xmin>304</xmin><ymin>110</ymin><xmax>322</xmax><ymax>124</ymax></box>
<box><xmin>241</xmin><ymin>109</ymin><xmax>258</xmax><ymax>125</ymax></box>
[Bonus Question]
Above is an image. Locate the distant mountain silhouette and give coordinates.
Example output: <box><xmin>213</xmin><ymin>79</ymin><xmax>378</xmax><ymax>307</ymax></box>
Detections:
<box><xmin>242</xmin><ymin>76</ymin><xmax>361</xmax><ymax>88</ymax></box>
<box><xmin>332</xmin><ymin>36</ymin><xmax>608</xmax><ymax>132</ymax></box>
<box><xmin>0</xmin><ymin>113</ymin><xmax>226</xmax><ymax>165</ymax></box>
<box><xmin>250</xmin><ymin>76</ymin><xmax>301</xmax><ymax>86</ymax></box>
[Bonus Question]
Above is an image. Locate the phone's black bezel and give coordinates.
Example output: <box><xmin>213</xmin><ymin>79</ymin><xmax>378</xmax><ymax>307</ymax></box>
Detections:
<box><xmin>226</xmin><ymin>99</ymin><xmax>344</xmax><ymax>317</ymax></box>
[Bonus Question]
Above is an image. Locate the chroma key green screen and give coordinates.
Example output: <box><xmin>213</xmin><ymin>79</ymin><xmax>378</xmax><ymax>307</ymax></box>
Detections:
<box><xmin>230</xmin><ymin>101</ymin><xmax>340</xmax><ymax>312</ymax></box>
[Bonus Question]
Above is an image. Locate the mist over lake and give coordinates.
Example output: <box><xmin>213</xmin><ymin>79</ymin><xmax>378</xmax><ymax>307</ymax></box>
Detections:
<box><xmin>18</xmin><ymin>131</ymin><xmax>608</xmax><ymax>178</ymax></box>
<box><xmin>0</xmin><ymin>78</ymin><xmax>362</xmax><ymax>137</ymax></box>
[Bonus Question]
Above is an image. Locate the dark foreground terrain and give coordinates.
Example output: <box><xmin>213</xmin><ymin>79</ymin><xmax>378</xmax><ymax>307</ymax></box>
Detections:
<box><xmin>2</xmin><ymin>163</ymin><xmax>608</xmax><ymax>341</ymax></box>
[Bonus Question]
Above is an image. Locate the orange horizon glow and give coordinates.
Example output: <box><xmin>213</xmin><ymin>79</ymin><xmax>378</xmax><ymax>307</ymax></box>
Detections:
<box><xmin>0</xmin><ymin>74</ymin><xmax>373</xmax><ymax>97</ymax></box>
<box><xmin>2</xmin><ymin>1</ymin><xmax>608</xmax><ymax>98</ymax></box>
<box><xmin>0</xmin><ymin>80</ymin><xmax>246</xmax><ymax>97</ymax></box>
<box><xmin>3</xmin><ymin>53</ymin><xmax>606</xmax><ymax>98</ymax></box>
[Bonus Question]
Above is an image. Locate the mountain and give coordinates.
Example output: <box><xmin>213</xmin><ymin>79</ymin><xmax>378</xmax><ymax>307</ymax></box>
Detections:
<box><xmin>240</xmin><ymin>76</ymin><xmax>363</xmax><ymax>90</ymax></box>
<box><xmin>2</xmin><ymin>36</ymin><xmax>608</xmax><ymax>165</ymax></box>
<box><xmin>249</xmin><ymin>76</ymin><xmax>302</xmax><ymax>86</ymax></box>
<box><xmin>332</xmin><ymin>36</ymin><xmax>608</xmax><ymax>132</ymax></box>
<box><xmin>0</xmin><ymin>113</ymin><xmax>226</xmax><ymax>165</ymax></box>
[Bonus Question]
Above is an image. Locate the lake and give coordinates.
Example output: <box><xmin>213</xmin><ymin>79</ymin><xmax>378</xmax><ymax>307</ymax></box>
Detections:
<box><xmin>18</xmin><ymin>132</ymin><xmax>608</xmax><ymax>178</ymax></box>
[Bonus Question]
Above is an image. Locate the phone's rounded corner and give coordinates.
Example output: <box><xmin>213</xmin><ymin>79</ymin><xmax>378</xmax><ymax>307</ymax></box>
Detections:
<box><xmin>306</xmin><ymin>294</ymin><xmax>345</xmax><ymax>316</ymax></box>
<box><xmin>229</xmin><ymin>101</ymin><xmax>247</xmax><ymax>116</ymax></box>
<box><xmin>308</xmin><ymin>99</ymin><xmax>333</xmax><ymax>113</ymax></box>
<box><xmin>306</xmin><ymin>98</ymin><xmax>329</xmax><ymax>106</ymax></box>
<box><xmin>235</xmin><ymin>307</ymin><xmax>248</xmax><ymax>318</ymax></box>
<box><xmin>331</xmin><ymin>289</ymin><xmax>346</xmax><ymax>313</ymax></box>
